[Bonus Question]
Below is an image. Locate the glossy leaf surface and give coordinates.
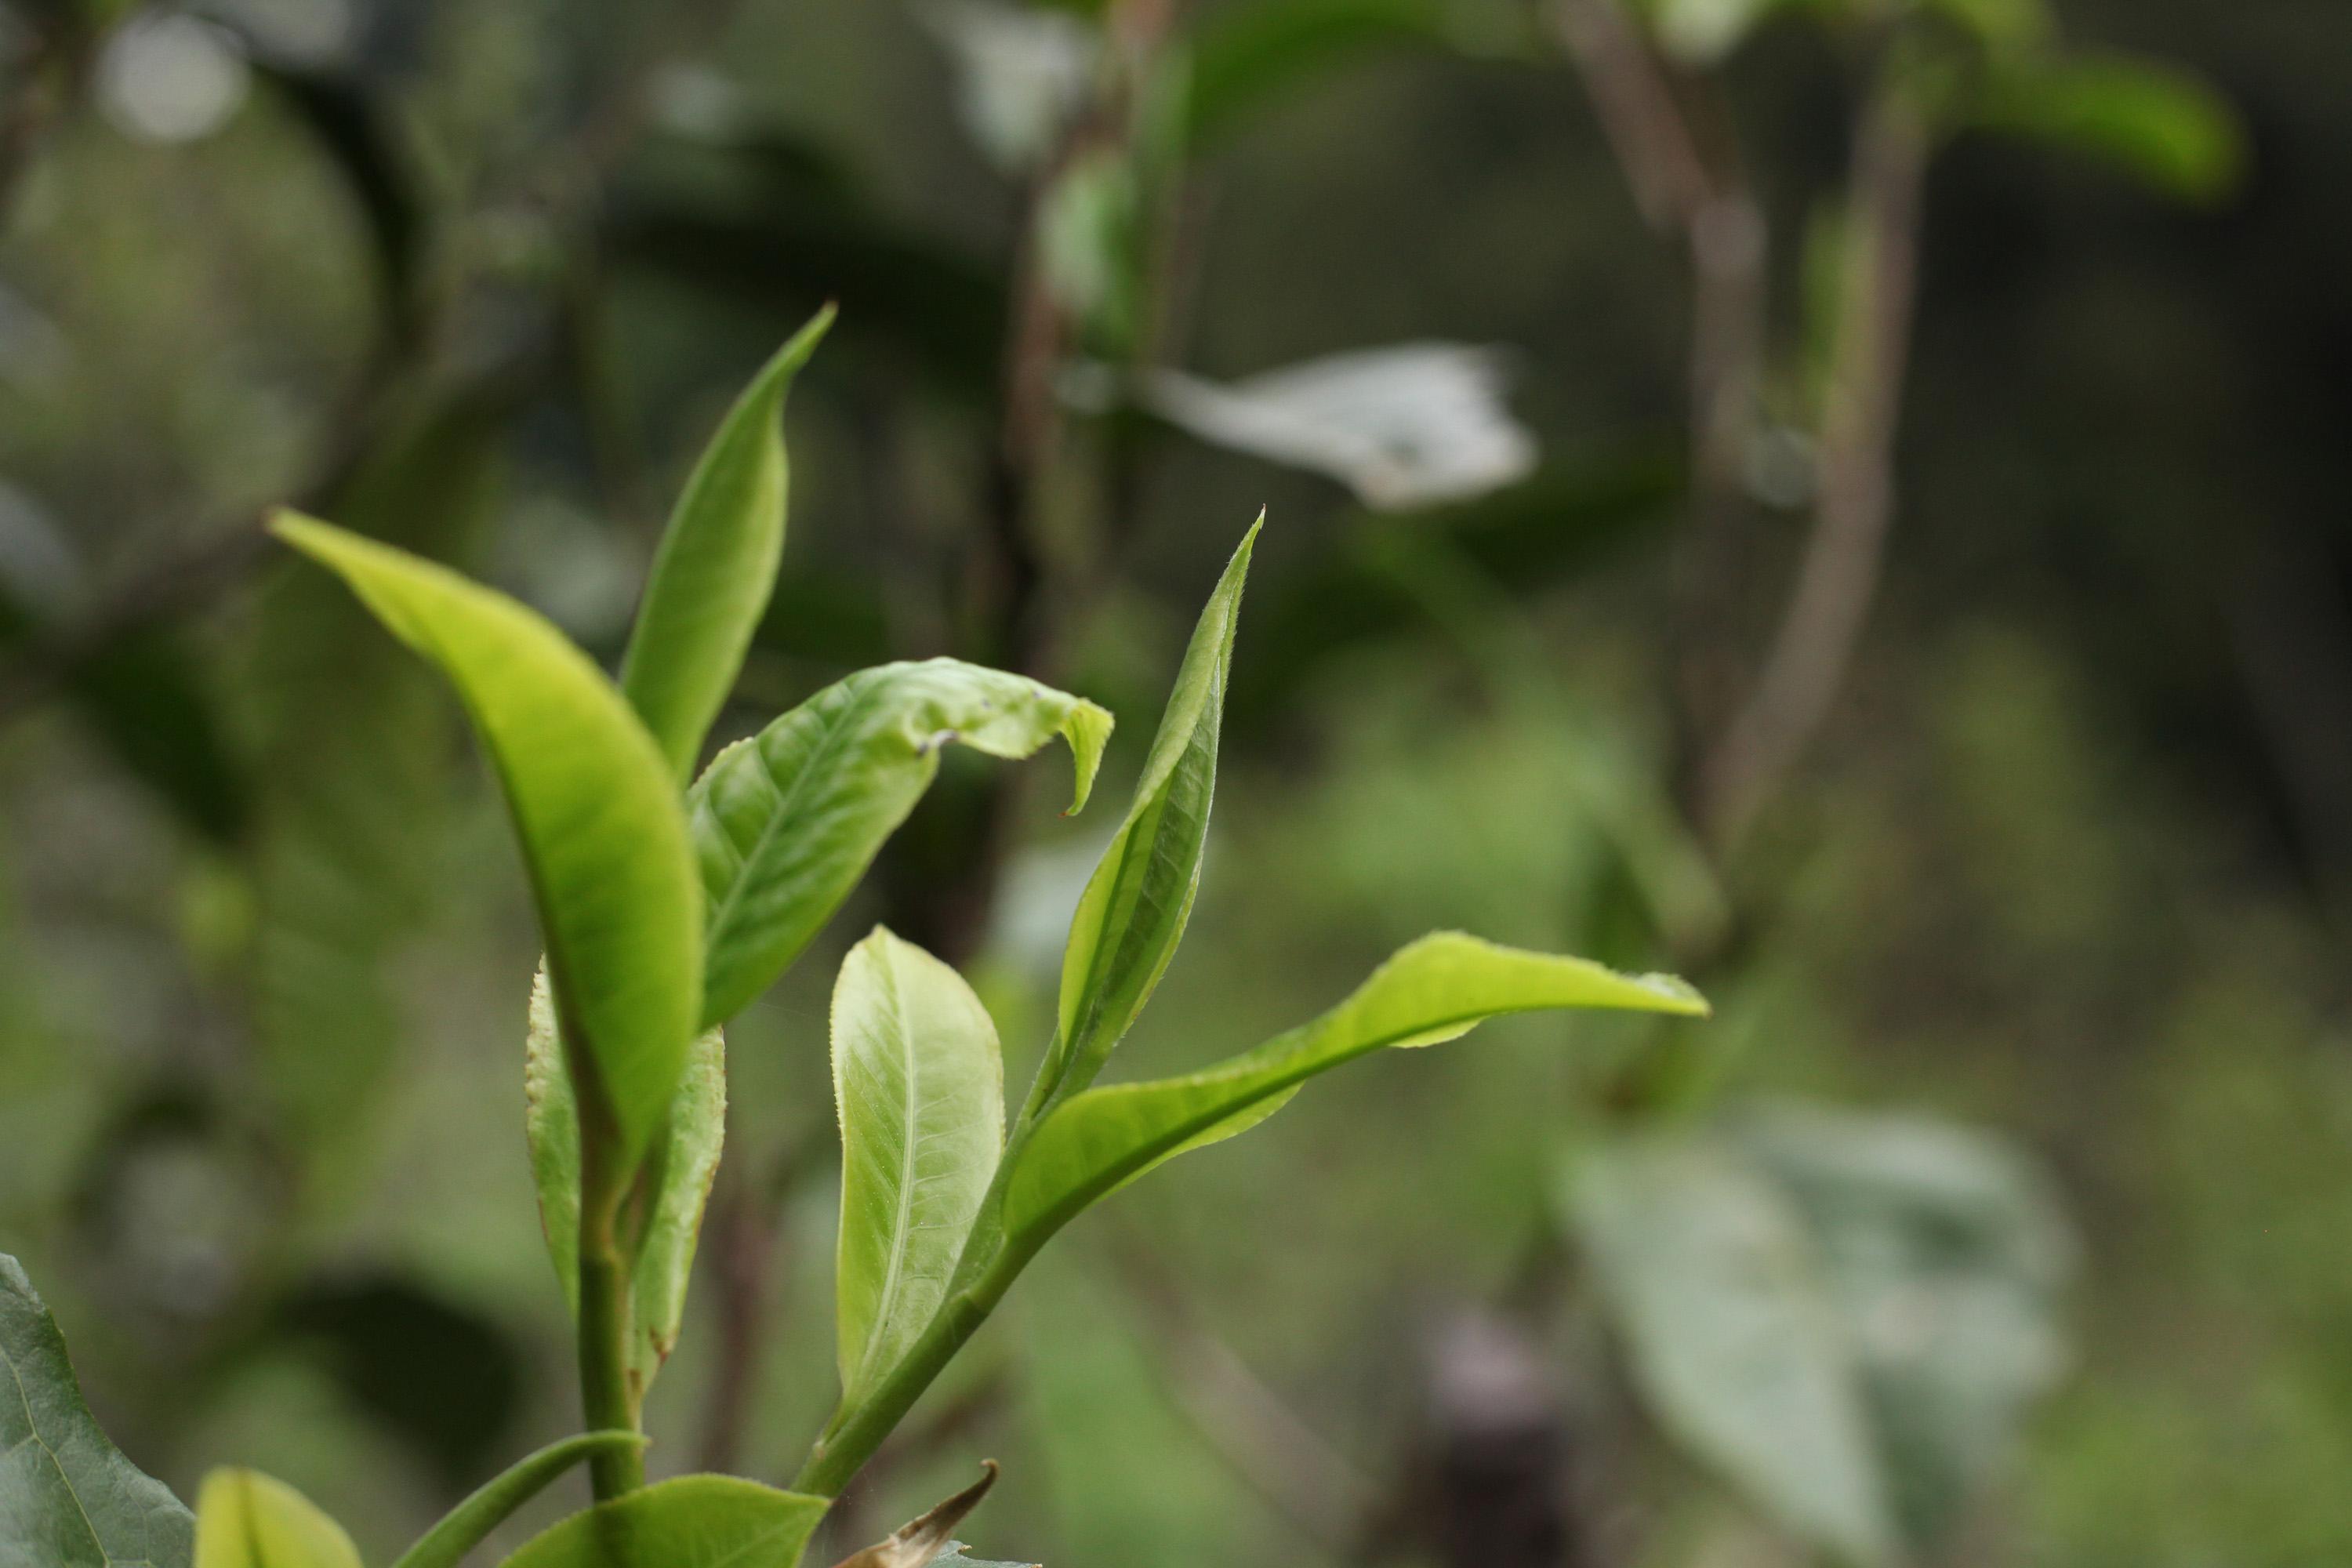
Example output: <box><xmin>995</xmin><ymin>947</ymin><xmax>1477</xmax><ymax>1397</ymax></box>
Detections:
<box><xmin>388</xmin><ymin>1432</ymin><xmax>646</xmax><ymax>1568</ymax></box>
<box><xmin>622</xmin><ymin>308</ymin><xmax>833</xmax><ymax>782</ymax></box>
<box><xmin>497</xmin><ymin>1475</ymin><xmax>828</xmax><ymax>1568</ymax></box>
<box><xmin>271</xmin><ymin>513</ymin><xmax>702</xmax><ymax>1164</ymax></box>
<box><xmin>192</xmin><ymin>1472</ymin><xmax>359</xmax><ymax>1568</ymax></box>
<box><xmin>0</xmin><ymin>1253</ymin><xmax>193</xmax><ymax>1568</ymax></box>
<box><xmin>833</xmin><ymin>931</ymin><xmax>1005</xmax><ymax>1406</ymax></box>
<box><xmin>691</xmin><ymin>659</ymin><xmax>1109</xmax><ymax>1029</ymax></box>
<box><xmin>525</xmin><ymin>970</ymin><xmax>727</xmax><ymax>1393</ymax></box>
<box><xmin>1008</xmin><ymin>933</ymin><xmax>1705</xmax><ymax>1255</ymax></box>
<box><xmin>1037</xmin><ymin>522</ymin><xmax>1258</xmax><ymax>1109</ymax></box>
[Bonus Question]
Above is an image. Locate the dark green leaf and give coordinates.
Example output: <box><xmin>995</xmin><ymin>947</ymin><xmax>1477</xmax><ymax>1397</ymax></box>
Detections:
<box><xmin>691</xmin><ymin>659</ymin><xmax>1110</xmax><ymax>1029</ymax></box>
<box><xmin>1005</xmin><ymin>933</ymin><xmax>1705</xmax><ymax>1261</ymax></box>
<box><xmin>496</xmin><ymin>1475</ymin><xmax>829</xmax><ymax>1568</ymax></box>
<box><xmin>833</xmin><ymin>932</ymin><xmax>1004</xmax><ymax>1409</ymax></box>
<box><xmin>622</xmin><ymin>307</ymin><xmax>834</xmax><ymax>782</ymax></box>
<box><xmin>271</xmin><ymin>513</ymin><xmax>703</xmax><ymax>1167</ymax></box>
<box><xmin>0</xmin><ymin>1253</ymin><xmax>193</xmax><ymax>1568</ymax></box>
<box><xmin>192</xmin><ymin>1471</ymin><xmax>359</xmax><ymax>1568</ymax></box>
<box><xmin>1031</xmin><ymin>522</ymin><xmax>1258</xmax><ymax>1112</ymax></box>
<box><xmin>1186</xmin><ymin>0</ymin><xmax>1455</xmax><ymax>146</ymax></box>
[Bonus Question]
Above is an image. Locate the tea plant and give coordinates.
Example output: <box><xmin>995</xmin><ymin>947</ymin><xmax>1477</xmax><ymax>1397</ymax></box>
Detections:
<box><xmin>0</xmin><ymin>312</ymin><xmax>1705</xmax><ymax>1568</ymax></box>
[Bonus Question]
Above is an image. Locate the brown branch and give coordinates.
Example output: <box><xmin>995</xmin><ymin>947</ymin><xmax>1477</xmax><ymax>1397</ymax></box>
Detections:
<box><xmin>1700</xmin><ymin>82</ymin><xmax>1930</xmax><ymax>849</ymax></box>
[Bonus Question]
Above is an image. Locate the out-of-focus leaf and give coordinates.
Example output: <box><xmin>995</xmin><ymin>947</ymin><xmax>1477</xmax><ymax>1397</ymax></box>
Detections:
<box><xmin>1116</xmin><ymin>345</ymin><xmax>1537</xmax><ymax>510</ymax></box>
<box><xmin>1973</xmin><ymin>53</ymin><xmax>2245</xmax><ymax>202</ymax></box>
<box><xmin>1036</xmin><ymin>150</ymin><xmax>1139</xmax><ymax>349</ymax></box>
<box><xmin>691</xmin><ymin>659</ymin><xmax>1109</xmax><ymax>1029</ymax></box>
<box><xmin>0</xmin><ymin>500</ymin><xmax>245</xmax><ymax>844</ymax></box>
<box><xmin>1569</xmin><ymin>1108</ymin><xmax>2074</xmax><ymax>1562</ymax></box>
<box><xmin>387</xmin><ymin>1433</ymin><xmax>648</xmax><ymax>1568</ymax></box>
<box><xmin>193</xmin><ymin>1471</ymin><xmax>359</xmax><ymax>1568</ymax></box>
<box><xmin>270</xmin><ymin>514</ymin><xmax>702</xmax><ymax>1167</ymax></box>
<box><xmin>495</xmin><ymin>1475</ymin><xmax>829</xmax><ymax>1568</ymax></box>
<box><xmin>1226</xmin><ymin>448</ymin><xmax>1679</xmax><ymax>728</ymax></box>
<box><xmin>609</xmin><ymin>131</ymin><xmax>1007</xmax><ymax>396</ymax></box>
<box><xmin>622</xmin><ymin>308</ymin><xmax>833</xmax><ymax>782</ymax></box>
<box><xmin>833</xmin><ymin>931</ymin><xmax>1005</xmax><ymax>1410</ymax></box>
<box><xmin>1185</xmin><ymin>0</ymin><xmax>1455</xmax><ymax>146</ymax></box>
<box><xmin>918</xmin><ymin>1</ymin><xmax>1098</xmax><ymax>174</ymax></box>
<box><xmin>1032</xmin><ymin>523</ymin><xmax>1257</xmax><ymax>1115</ymax></box>
<box><xmin>0</xmin><ymin>1251</ymin><xmax>194</xmax><ymax>1568</ymax></box>
<box><xmin>1733</xmin><ymin>1104</ymin><xmax>2074</xmax><ymax>1547</ymax></box>
<box><xmin>1917</xmin><ymin>0</ymin><xmax>2051</xmax><ymax>52</ymax></box>
<box><xmin>1005</xmin><ymin>935</ymin><xmax>1706</xmax><ymax>1264</ymax></box>
<box><xmin>274</xmin><ymin>1276</ymin><xmax>525</xmax><ymax>1490</ymax></box>
<box><xmin>1572</xmin><ymin>1134</ymin><xmax>1896</xmax><ymax>1567</ymax></box>
<box><xmin>526</xmin><ymin>971</ymin><xmax>727</xmax><ymax>1399</ymax></box>
<box><xmin>826</xmin><ymin>1463</ymin><xmax>998</xmax><ymax>1568</ymax></box>
<box><xmin>249</xmin><ymin>57</ymin><xmax>420</xmax><ymax>343</ymax></box>
<box><xmin>246</xmin><ymin>393</ymin><xmax>506</xmax><ymax>1160</ymax></box>
<box><xmin>1631</xmin><ymin>0</ymin><xmax>1792</xmax><ymax>64</ymax></box>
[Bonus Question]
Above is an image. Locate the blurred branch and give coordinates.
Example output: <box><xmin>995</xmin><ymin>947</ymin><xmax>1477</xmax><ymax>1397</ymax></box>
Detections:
<box><xmin>0</xmin><ymin>4</ymin><xmax>92</xmax><ymax>223</ymax></box>
<box><xmin>1702</xmin><ymin>80</ymin><xmax>1930</xmax><ymax>849</ymax></box>
<box><xmin>695</xmin><ymin>1117</ymin><xmax>830</xmax><ymax>1475</ymax></box>
<box><xmin>1547</xmin><ymin>0</ymin><xmax>1768</xmax><ymax>820</ymax></box>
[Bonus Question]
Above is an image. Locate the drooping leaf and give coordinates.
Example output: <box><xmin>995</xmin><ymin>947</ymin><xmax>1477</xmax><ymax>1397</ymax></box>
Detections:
<box><xmin>1120</xmin><ymin>347</ymin><xmax>1535</xmax><ymax>510</ymax></box>
<box><xmin>525</xmin><ymin>969</ymin><xmax>728</xmax><ymax>1397</ymax></box>
<box><xmin>270</xmin><ymin>513</ymin><xmax>702</xmax><ymax>1166</ymax></box>
<box><xmin>0</xmin><ymin>1252</ymin><xmax>194</xmax><ymax>1568</ymax></box>
<box><xmin>825</xmin><ymin>1463</ymin><xmax>998</xmax><ymax>1568</ymax></box>
<box><xmin>621</xmin><ymin>307</ymin><xmax>834</xmax><ymax>783</ymax></box>
<box><xmin>1973</xmin><ymin>53</ymin><xmax>2244</xmax><ymax>203</ymax></box>
<box><xmin>192</xmin><ymin>1472</ymin><xmax>360</xmax><ymax>1568</ymax></box>
<box><xmin>1570</xmin><ymin>1134</ymin><xmax>1896</xmax><ymax>1567</ymax></box>
<box><xmin>1006</xmin><ymin>933</ymin><xmax>1705</xmax><ymax>1261</ymax></box>
<box><xmin>833</xmin><ymin>931</ymin><xmax>1006</xmax><ymax>1407</ymax></box>
<box><xmin>691</xmin><ymin>659</ymin><xmax>1110</xmax><ymax>1029</ymax></box>
<box><xmin>496</xmin><ymin>1475</ymin><xmax>829</xmax><ymax>1568</ymax></box>
<box><xmin>387</xmin><ymin>1432</ymin><xmax>648</xmax><ymax>1568</ymax></box>
<box><xmin>1031</xmin><ymin>523</ymin><xmax>1257</xmax><ymax>1112</ymax></box>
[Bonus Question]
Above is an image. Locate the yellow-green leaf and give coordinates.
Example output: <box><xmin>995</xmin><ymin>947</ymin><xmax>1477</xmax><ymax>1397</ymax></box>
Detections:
<box><xmin>194</xmin><ymin>1472</ymin><xmax>361</xmax><ymax>1568</ymax></box>
<box><xmin>270</xmin><ymin>512</ymin><xmax>702</xmax><ymax>1166</ymax></box>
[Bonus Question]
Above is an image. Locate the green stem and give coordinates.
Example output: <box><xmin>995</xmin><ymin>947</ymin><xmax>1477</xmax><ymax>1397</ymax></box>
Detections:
<box><xmin>573</xmin><ymin>1073</ymin><xmax>646</xmax><ymax>1501</ymax></box>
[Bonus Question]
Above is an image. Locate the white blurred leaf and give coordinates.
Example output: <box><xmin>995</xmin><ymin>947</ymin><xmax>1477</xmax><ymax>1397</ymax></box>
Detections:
<box><xmin>920</xmin><ymin>0</ymin><xmax>1099</xmax><ymax>174</ymax></box>
<box><xmin>1134</xmin><ymin>344</ymin><xmax>1538</xmax><ymax>510</ymax></box>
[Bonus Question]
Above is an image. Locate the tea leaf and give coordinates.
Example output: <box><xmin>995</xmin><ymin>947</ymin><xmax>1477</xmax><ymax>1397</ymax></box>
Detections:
<box><xmin>388</xmin><ymin>1432</ymin><xmax>648</xmax><ymax>1568</ymax></box>
<box><xmin>1033</xmin><ymin>521</ymin><xmax>1258</xmax><ymax>1112</ymax></box>
<box><xmin>525</xmin><ymin>971</ymin><xmax>727</xmax><ymax>1396</ymax></box>
<box><xmin>1006</xmin><ymin>934</ymin><xmax>1705</xmax><ymax>1256</ymax></box>
<box><xmin>496</xmin><ymin>1475</ymin><xmax>829</xmax><ymax>1568</ymax></box>
<box><xmin>826</xmin><ymin>1463</ymin><xmax>997</xmax><ymax>1568</ymax></box>
<box><xmin>622</xmin><ymin>308</ymin><xmax>834</xmax><ymax>782</ymax></box>
<box><xmin>1973</xmin><ymin>53</ymin><xmax>2244</xmax><ymax>204</ymax></box>
<box><xmin>833</xmin><ymin>932</ymin><xmax>1004</xmax><ymax>1408</ymax></box>
<box><xmin>0</xmin><ymin>1253</ymin><xmax>194</xmax><ymax>1568</ymax></box>
<box><xmin>692</xmin><ymin>659</ymin><xmax>1110</xmax><ymax>1029</ymax></box>
<box><xmin>270</xmin><ymin>513</ymin><xmax>703</xmax><ymax>1166</ymax></box>
<box><xmin>193</xmin><ymin>1472</ymin><xmax>360</xmax><ymax>1568</ymax></box>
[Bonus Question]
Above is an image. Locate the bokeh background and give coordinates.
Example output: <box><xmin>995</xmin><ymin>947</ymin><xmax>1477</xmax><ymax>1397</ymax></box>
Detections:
<box><xmin>3</xmin><ymin>0</ymin><xmax>2349</xmax><ymax>1564</ymax></box>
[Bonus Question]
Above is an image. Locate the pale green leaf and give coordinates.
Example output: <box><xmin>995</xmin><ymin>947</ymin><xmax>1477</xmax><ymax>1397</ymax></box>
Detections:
<box><xmin>1006</xmin><ymin>932</ymin><xmax>1705</xmax><ymax>1257</ymax></box>
<box><xmin>1035</xmin><ymin>521</ymin><xmax>1259</xmax><ymax>1112</ymax></box>
<box><xmin>193</xmin><ymin>1472</ymin><xmax>360</xmax><ymax>1568</ymax></box>
<box><xmin>1569</xmin><ymin>1134</ymin><xmax>1896</xmax><ymax>1568</ymax></box>
<box><xmin>388</xmin><ymin>1432</ymin><xmax>647</xmax><ymax>1568</ymax></box>
<box><xmin>271</xmin><ymin>512</ymin><xmax>702</xmax><ymax>1166</ymax></box>
<box><xmin>692</xmin><ymin>659</ymin><xmax>1111</xmax><ymax>1029</ymax></box>
<box><xmin>496</xmin><ymin>1475</ymin><xmax>829</xmax><ymax>1568</ymax></box>
<box><xmin>622</xmin><ymin>308</ymin><xmax>834</xmax><ymax>782</ymax></box>
<box><xmin>0</xmin><ymin>1253</ymin><xmax>194</xmax><ymax>1568</ymax></box>
<box><xmin>525</xmin><ymin>970</ymin><xmax>727</xmax><ymax>1396</ymax></box>
<box><xmin>833</xmin><ymin>931</ymin><xmax>1005</xmax><ymax>1406</ymax></box>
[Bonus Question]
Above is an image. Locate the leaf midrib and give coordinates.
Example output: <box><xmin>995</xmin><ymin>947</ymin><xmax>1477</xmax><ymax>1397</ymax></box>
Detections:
<box><xmin>851</xmin><ymin>953</ymin><xmax>924</xmax><ymax>1397</ymax></box>
<box><xmin>0</xmin><ymin>1338</ymin><xmax>114</xmax><ymax>1563</ymax></box>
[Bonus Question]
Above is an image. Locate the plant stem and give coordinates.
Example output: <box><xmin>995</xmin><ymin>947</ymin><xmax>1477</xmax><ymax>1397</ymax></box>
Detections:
<box><xmin>573</xmin><ymin>1075</ymin><xmax>645</xmax><ymax>1501</ymax></box>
